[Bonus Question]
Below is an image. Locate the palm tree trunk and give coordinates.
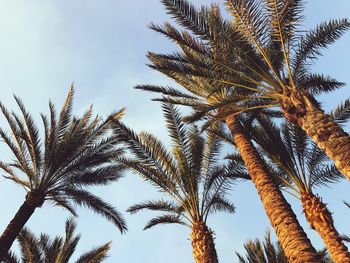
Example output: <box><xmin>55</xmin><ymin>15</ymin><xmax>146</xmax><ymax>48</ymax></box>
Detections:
<box><xmin>190</xmin><ymin>220</ymin><xmax>218</xmax><ymax>263</ymax></box>
<box><xmin>302</xmin><ymin>192</ymin><xmax>350</xmax><ymax>262</ymax></box>
<box><xmin>224</xmin><ymin>115</ymin><xmax>320</xmax><ymax>263</ymax></box>
<box><xmin>282</xmin><ymin>93</ymin><xmax>350</xmax><ymax>181</ymax></box>
<box><xmin>0</xmin><ymin>191</ymin><xmax>44</xmax><ymax>259</ymax></box>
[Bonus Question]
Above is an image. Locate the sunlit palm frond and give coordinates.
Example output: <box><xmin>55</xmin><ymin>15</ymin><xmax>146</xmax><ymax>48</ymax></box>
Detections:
<box><xmin>160</xmin><ymin>0</ymin><xmax>210</xmax><ymax>38</ymax></box>
<box><xmin>293</xmin><ymin>18</ymin><xmax>350</xmax><ymax>76</ymax></box>
<box><xmin>299</xmin><ymin>73</ymin><xmax>345</xmax><ymax>95</ymax></box>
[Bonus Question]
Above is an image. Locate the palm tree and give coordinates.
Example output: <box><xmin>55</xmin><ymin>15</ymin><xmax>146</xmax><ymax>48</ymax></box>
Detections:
<box><xmin>142</xmin><ymin>0</ymin><xmax>350</xmax><ymax>180</ymax></box>
<box><xmin>235</xmin><ymin>230</ymin><xmax>333</xmax><ymax>263</ymax></box>
<box><xmin>0</xmin><ymin>87</ymin><xmax>127</xmax><ymax>258</ymax></box>
<box><xmin>136</xmin><ymin>1</ymin><xmax>320</xmax><ymax>261</ymax></box>
<box><xmin>111</xmin><ymin>103</ymin><xmax>245</xmax><ymax>263</ymax></box>
<box><xmin>249</xmin><ymin>116</ymin><xmax>349</xmax><ymax>262</ymax></box>
<box><xmin>4</xmin><ymin>218</ymin><xmax>111</xmax><ymax>263</ymax></box>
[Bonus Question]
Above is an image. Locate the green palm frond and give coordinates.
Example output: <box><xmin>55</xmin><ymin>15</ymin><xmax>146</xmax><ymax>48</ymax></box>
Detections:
<box><xmin>265</xmin><ymin>0</ymin><xmax>304</xmax><ymax>43</ymax></box>
<box><xmin>329</xmin><ymin>98</ymin><xmax>350</xmax><ymax>125</ymax></box>
<box><xmin>64</xmin><ymin>188</ymin><xmax>127</xmax><ymax>233</ymax></box>
<box><xmin>127</xmin><ymin>200</ymin><xmax>183</xmax><ymax>214</ymax></box>
<box><xmin>160</xmin><ymin>0</ymin><xmax>210</xmax><ymax>38</ymax></box>
<box><xmin>293</xmin><ymin>18</ymin><xmax>350</xmax><ymax>76</ymax></box>
<box><xmin>299</xmin><ymin>73</ymin><xmax>345</xmax><ymax>95</ymax></box>
<box><xmin>8</xmin><ymin>218</ymin><xmax>111</xmax><ymax>263</ymax></box>
<box><xmin>17</xmin><ymin>229</ymin><xmax>42</xmax><ymax>263</ymax></box>
<box><xmin>225</xmin><ymin>0</ymin><xmax>268</xmax><ymax>48</ymax></box>
<box><xmin>115</xmin><ymin>103</ymin><xmax>237</xmax><ymax>232</ymax></box>
<box><xmin>135</xmin><ymin>85</ymin><xmax>197</xmax><ymax>100</ymax></box>
<box><xmin>75</xmin><ymin>242</ymin><xmax>111</xmax><ymax>263</ymax></box>
<box><xmin>207</xmin><ymin>195</ymin><xmax>235</xmax><ymax>215</ymax></box>
<box><xmin>310</xmin><ymin>164</ymin><xmax>343</xmax><ymax>187</ymax></box>
<box><xmin>0</xmin><ymin>88</ymin><xmax>127</xmax><ymax>233</ymax></box>
<box><xmin>12</xmin><ymin>96</ymin><xmax>42</xmax><ymax>176</ymax></box>
<box><xmin>143</xmin><ymin>214</ymin><xmax>187</xmax><ymax>230</ymax></box>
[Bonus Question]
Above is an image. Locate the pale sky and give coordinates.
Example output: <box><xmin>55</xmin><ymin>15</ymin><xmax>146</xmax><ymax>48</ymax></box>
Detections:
<box><xmin>0</xmin><ymin>1</ymin><xmax>349</xmax><ymax>262</ymax></box>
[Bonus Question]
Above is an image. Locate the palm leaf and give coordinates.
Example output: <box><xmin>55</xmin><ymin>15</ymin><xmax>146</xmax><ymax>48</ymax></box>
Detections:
<box><xmin>144</xmin><ymin>214</ymin><xmax>186</xmax><ymax>230</ymax></box>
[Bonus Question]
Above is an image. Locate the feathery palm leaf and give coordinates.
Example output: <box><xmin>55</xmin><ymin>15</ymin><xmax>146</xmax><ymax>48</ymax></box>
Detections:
<box><xmin>5</xmin><ymin>218</ymin><xmax>111</xmax><ymax>263</ymax></box>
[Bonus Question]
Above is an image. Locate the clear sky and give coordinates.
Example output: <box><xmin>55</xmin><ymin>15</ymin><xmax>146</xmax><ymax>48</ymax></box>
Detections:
<box><xmin>0</xmin><ymin>1</ymin><xmax>349</xmax><ymax>262</ymax></box>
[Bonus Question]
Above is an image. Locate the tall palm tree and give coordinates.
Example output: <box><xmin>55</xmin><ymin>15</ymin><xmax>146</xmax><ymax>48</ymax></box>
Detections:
<box><xmin>111</xmin><ymin>103</ymin><xmax>245</xmax><ymax>263</ymax></box>
<box><xmin>235</xmin><ymin>230</ymin><xmax>333</xmax><ymax>263</ymax></box>
<box><xmin>0</xmin><ymin>88</ymin><xmax>127</xmax><ymax>258</ymax></box>
<box><xmin>249</xmin><ymin>116</ymin><xmax>349</xmax><ymax>262</ymax></box>
<box><xmin>136</xmin><ymin>1</ymin><xmax>320</xmax><ymax>261</ymax></box>
<box><xmin>142</xmin><ymin>0</ymin><xmax>350</xmax><ymax>180</ymax></box>
<box><xmin>4</xmin><ymin>218</ymin><xmax>111</xmax><ymax>263</ymax></box>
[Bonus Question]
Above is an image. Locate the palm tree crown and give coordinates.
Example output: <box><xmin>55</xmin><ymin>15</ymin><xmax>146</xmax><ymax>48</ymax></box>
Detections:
<box><xmin>5</xmin><ymin>218</ymin><xmax>111</xmax><ymax>263</ymax></box>
<box><xmin>140</xmin><ymin>0</ymin><xmax>349</xmax><ymax>123</ymax></box>
<box><xmin>113</xmin><ymin>103</ymin><xmax>244</xmax><ymax>228</ymax></box>
<box><xmin>110</xmin><ymin>103</ymin><xmax>247</xmax><ymax>262</ymax></box>
<box><xmin>0</xmin><ymin>87</ymin><xmax>126</xmax><ymax>231</ymax></box>
<box><xmin>137</xmin><ymin>0</ymin><xmax>350</xmax><ymax>180</ymax></box>
<box><xmin>0</xmin><ymin>87</ymin><xmax>127</xmax><ymax>257</ymax></box>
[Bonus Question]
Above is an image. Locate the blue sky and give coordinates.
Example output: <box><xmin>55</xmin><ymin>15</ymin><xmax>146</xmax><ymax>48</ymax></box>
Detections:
<box><xmin>0</xmin><ymin>1</ymin><xmax>349</xmax><ymax>262</ymax></box>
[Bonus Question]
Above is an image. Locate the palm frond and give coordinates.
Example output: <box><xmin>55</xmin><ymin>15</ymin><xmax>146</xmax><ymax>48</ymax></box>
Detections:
<box><xmin>13</xmin><ymin>96</ymin><xmax>42</xmax><ymax>175</ymax></box>
<box><xmin>160</xmin><ymin>0</ymin><xmax>209</xmax><ymax>38</ymax></box>
<box><xmin>135</xmin><ymin>85</ymin><xmax>198</xmax><ymax>100</ymax></box>
<box><xmin>225</xmin><ymin>0</ymin><xmax>268</xmax><ymax>47</ymax></box>
<box><xmin>71</xmin><ymin>164</ymin><xmax>125</xmax><ymax>186</ymax></box>
<box><xmin>143</xmin><ymin>214</ymin><xmax>186</xmax><ymax>230</ymax></box>
<box><xmin>127</xmin><ymin>200</ymin><xmax>182</xmax><ymax>214</ymax></box>
<box><xmin>17</xmin><ymin>228</ymin><xmax>42</xmax><ymax>263</ymax></box>
<box><xmin>299</xmin><ymin>73</ymin><xmax>345</xmax><ymax>95</ymax></box>
<box><xmin>56</xmin><ymin>86</ymin><xmax>74</xmax><ymax>142</ymax></box>
<box><xmin>75</xmin><ymin>242</ymin><xmax>111</xmax><ymax>263</ymax></box>
<box><xmin>329</xmin><ymin>98</ymin><xmax>350</xmax><ymax>125</ymax></box>
<box><xmin>293</xmin><ymin>18</ymin><xmax>350</xmax><ymax>74</ymax></box>
<box><xmin>207</xmin><ymin>195</ymin><xmax>235</xmax><ymax>214</ymax></box>
<box><xmin>64</xmin><ymin>188</ymin><xmax>127</xmax><ymax>234</ymax></box>
<box><xmin>310</xmin><ymin>164</ymin><xmax>344</xmax><ymax>187</ymax></box>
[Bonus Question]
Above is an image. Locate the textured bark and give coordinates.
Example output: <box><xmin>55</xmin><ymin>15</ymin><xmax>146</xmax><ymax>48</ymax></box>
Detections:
<box><xmin>190</xmin><ymin>220</ymin><xmax>218</xmax><ymax>263</ymax></box>
<box><xmin>302</xmin><ymin>192</ymin><xmax>350</xmax><ymax>263</ymax></box>
<box><xmin>225</xmin><ymin>115</ymin><xmax>320</xmax><ymax>263</ymax></box>
<box><xmin>282</xmin><ymin>92</ymin><xmax>350</xmax><ymax>181</ymax></box>
<box><xmin>0</xmin><ymin>191</ymin><xmax>44</xmax><ymax>259</ymax></box>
